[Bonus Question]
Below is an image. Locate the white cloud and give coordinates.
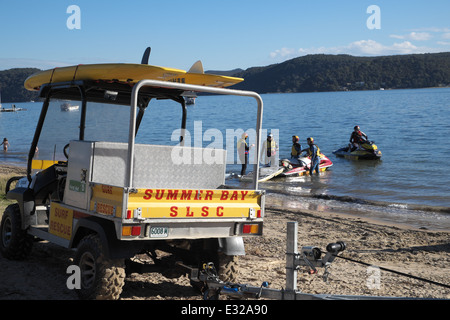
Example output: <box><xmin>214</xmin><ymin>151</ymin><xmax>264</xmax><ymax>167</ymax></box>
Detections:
<box><xmin>390</xmin><ymin>32</ymin><xmax>432</xmax><ymax>41</ymax></box>
<box><xmin>410</xmin><ymin>27</ymin><xmax>450</xmax><ymax>33</ymax></box>
<box><xmin>269</xmin><ymin>39</ymin><xmax>445</xmax><ymax>63</ymax></box>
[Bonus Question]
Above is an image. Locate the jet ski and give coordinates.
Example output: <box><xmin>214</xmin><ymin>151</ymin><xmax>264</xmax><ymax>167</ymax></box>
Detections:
<box><xmin>333</xmin><ymin>140</ymin><xmax>382</xmax><ymax>160</ymax></box>
<box><xmin>240</xmin><ymin>154</ymin><xmax>333</xmax><ymax>182</ymax></box>
<box><xmin>279</xmin><ymin>155</ymin><xmax>333</xmax><ymax>177</ymax></box>
<box><xmin>240</xmin><ymin>166</ymin><xmax>285</xmax><ymax>182</ymax></box>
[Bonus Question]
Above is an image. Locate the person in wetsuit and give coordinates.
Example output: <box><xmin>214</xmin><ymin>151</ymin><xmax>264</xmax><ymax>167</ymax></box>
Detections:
<box><xmin>290</xmin><ymin>135</ymin><xmax>302</xmax><ymax>164</ymax></box>
<box><xmin>238</xmin><ymin>133</ymin><xmax>250</xmax><ymax>176</ymax></box>
<box><xmin>261</xmin><ymin>133</ymin><xmax>278</xmax><ymax>167</ymax></box>
<box><xmin>301</xmin><ymin>137</ymin><xmax>321</xmax><ymax>175</ymax></box>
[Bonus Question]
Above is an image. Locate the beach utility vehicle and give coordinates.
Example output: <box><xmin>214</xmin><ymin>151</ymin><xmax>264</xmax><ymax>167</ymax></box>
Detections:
<box><xmin>0</xmin><ymin>51</ymin><xmax>265</xmax><ymax>299</ymax></box>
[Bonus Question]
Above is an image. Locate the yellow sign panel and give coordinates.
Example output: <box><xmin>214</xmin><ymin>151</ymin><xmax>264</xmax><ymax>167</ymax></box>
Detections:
<box><xmin>90</xmin><ymin>184</ymin><xmax>124</xmax><ymax>218</ymax></box>
<box><xmin>31</xmin><ymin>159</ymin><xmax>61</xmax><ymax>170</ymax></box>
<box><xmin>128</xmin><ymin>188</ymin><xmax>262</xmax><ymax>219</ymax></box>
<box><xmin>49</xmin><ymin>203</ymin><xmax>73</xmax><ymax>240</ymax></box>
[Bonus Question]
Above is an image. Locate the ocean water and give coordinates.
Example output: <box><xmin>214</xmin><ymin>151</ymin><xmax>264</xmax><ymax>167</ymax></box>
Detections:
<box><xmin>0</xmin><ymin>88</ymin><xmax>449</xmax><ymax>230</ymax></box>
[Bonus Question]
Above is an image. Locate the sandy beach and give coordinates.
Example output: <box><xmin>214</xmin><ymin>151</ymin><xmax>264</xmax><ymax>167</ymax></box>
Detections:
<box><xmin>0</xmin><ymin>164</ymin><xmax>449</xmax><ymax>300</ymax></box>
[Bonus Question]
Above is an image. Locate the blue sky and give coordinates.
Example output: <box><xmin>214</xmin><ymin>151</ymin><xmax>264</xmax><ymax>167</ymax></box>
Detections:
<box><xmin>0</xmin><ymin>0</ymin><xmax>449</xmax><ymax>71</ymax></box>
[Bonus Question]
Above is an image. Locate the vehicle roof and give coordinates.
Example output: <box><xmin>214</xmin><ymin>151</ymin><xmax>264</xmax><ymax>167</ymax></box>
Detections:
<box><xmin>39</xmin><ymin>80</ymin><xmax>185</xmax><ymax>107</ymax></box>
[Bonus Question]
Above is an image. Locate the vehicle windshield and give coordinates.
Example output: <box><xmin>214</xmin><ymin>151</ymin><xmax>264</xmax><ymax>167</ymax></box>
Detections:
<box><xmin>36</xmin><ymin>99</ymin><xmax>129</xmax><ymax>162</ymax></box>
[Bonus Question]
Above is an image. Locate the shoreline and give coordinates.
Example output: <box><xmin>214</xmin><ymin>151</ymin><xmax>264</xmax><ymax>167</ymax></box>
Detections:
<box><xmin>266</xmin><ymin>204</ymin><xmax>449</xmax><ymax>233</ymax></box>
<box><xmin>1</xmin><ymin>163</ymin><xmax>449</xmax><ymax>232</ymax></box>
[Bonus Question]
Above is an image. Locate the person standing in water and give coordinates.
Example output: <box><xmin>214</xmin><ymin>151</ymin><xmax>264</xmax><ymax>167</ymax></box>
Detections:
<box><xmin>1</xmin><ymin>138</ymin><xmax>10</xmax><ymax>151</ymax></box>
<box><xmin>301</xmin><ymin>137</ymin><xmax>321</xmax><ymax>175</ymax></box>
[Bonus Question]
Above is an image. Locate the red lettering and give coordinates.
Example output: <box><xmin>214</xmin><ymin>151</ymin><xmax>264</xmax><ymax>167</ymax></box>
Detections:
<box><xmin>205</xmin><ymin>190</ymin><xmax>213</xmax><ymax>201</ymax></box>
<box><xmin>195</xmin><ymin>190</ymin><xmax>202</xmax><ymax>200</ymax></box>
<box><xmin>216</xmin><ymin>206</ymin><xmax>224</xmax><ymax>216</ymax></box>
<box><xmin>201</xmin><ymin>206</ymin><xmax>209</xmax><ymax>217</ymax></box>
<box><xmin>166</xmin><ymin>190</ymin><xmax>178</xmax><ymax>200</ymax></box>
<box><xmin>170</xmin><ymin>206</ymin><xmax>178</xmax><ymax>217</ymax></box>
<box><xmin>102</xmin><ymin>185</ymin><xmax>113</xmax><ymax>194</ymax></box>
<box><xmin>230</xmin><ymin>191</ymin><xmax>238</xmax><ymax>201</ymax></box>
<box><xmin>240</xmin><ymin>191</ymin><xmax>249</xmax><ymax>200</ymax></box>
<box><xmin>144</xmin><ymin>189</ymin><xmax>152</xmax><ymax>200</ymax></box>
<box><xmin>50</xmin><ymin>221</ymin><xmax>71</xmax><ymax>236</ymax></box>
<box><xmin>180</xmin><ymin>190</ymin><xmax>192</xmax><ymax>200</ymax></box>
<box><xmin>220</xmin><ymin>191</ymin><xmax>229</xmax><ymax>200</ymax></box>
<box><xmin>55</xmin><ymin>208</ymin><xmax>68</xmax><ymax>219</ymax></box>
<box><xmin>155</xmin><ymin>189</ymin><xmax>164</xmax><ymax>200</ymax></box>
<box><xmin>186</xmin><ymin>206</ymin><xmax>193</xmax><ymax>217</ymax></box>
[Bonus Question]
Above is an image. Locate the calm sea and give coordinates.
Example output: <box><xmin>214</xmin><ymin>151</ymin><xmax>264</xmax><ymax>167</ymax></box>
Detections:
<box><xmin>1</xmin><ymin>88</ymin><xmax>449</xmax><ymax>230</ymax></box>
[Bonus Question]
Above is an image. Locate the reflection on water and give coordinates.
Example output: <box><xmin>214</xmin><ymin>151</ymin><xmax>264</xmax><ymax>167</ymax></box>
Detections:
<box><xmin>265</xmin><ymin>192</ymin><xmax>450</xmax><ymax>232</ymax></box>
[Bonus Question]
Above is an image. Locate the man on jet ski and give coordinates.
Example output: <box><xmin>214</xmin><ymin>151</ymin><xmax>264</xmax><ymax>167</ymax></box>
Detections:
<box><xmin>349</xmin><ymin>125</ymin><xmax>368</xmax><ymax>151</ymax></box>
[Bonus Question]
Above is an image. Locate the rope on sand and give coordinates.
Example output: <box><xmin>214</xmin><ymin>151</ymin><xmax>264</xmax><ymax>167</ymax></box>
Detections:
<box><xmin>335</xmin><ymin>254</ymin><xmax>450</xmax><ymax>290</ymax></box>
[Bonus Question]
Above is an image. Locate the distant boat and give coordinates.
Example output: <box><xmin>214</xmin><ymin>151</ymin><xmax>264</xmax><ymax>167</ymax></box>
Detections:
<box><xmin>0</xmin><ymin>92</ymin><xmax>27</xmax><ymax>112</ymax></box>
<box><xmin>185</xmin><ymin>97</ymin><xmax>196</xmax><ymax>105</ymax></box>
<box><xmin>0</xmin><ymin>104</ymin><xmax>26</xmax><ymax>112</ymax></box>
<box><xmin>61</xmin><ymin>102</ymin><xmax>79</xmax><ymax>111</ymax></box>
<box><xmin>184</xmin><ymin>91</ymin><xmax>197</xmax><ymax>105</ymax></box>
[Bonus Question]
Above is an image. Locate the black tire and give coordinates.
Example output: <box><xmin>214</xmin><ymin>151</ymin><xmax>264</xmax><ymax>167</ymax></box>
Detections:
<box><xmin>74</xmin><ymin>234</ymin><xmax>125</xmax><ymax>300</ymax></box>
<box><xmin>189</xmin><ymin>240</ymin><xmax>240</xmax><ymax>292</ymax></box>
<box><xmin>0</xmin><ymin>204</ymin><xmax>33</xmax><ymax>260</ymax></box>
<box><xmin>216</xmin><ymin>253</ymin><xmax>239</xmax><ymax>283</ymax></box>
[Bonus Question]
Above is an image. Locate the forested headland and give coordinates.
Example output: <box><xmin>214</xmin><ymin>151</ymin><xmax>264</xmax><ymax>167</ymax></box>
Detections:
<box><xmin>0</xmin><ymin>68</ymin><xmax>40</xmax><ymax>102</ymax></box>
<box><xmin>1</xmin><ymin>52</ymin><xmax>449</xmax><ymax>102</ymax></box>
<box><xmin>229</xmin><ymin>52</ymin><xmax>450</xmax><ymax>93</ymax></box>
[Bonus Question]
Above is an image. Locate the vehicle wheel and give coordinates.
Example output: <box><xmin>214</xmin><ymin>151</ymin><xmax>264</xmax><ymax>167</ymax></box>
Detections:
<box><xmin>216</xmin><ymin>253</ymin><xmax>239</xmax><ymax>283</ymax></box>
<box><xmin>74</xmin><ymin>234</ymin><xmax>125</xmax><ymax>300</ymax></box>
<box><xmin>0</xmin><ymin>204</ymin><xmax>33</xmax><ymax>260</ymax></box>
<box><xmin>189</xmin><ymin>240</ymin><xmax>240</xmax><ymax>291</ymax></box>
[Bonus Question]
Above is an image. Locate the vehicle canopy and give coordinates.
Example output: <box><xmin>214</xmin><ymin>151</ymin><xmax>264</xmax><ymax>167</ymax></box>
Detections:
<box><xmin>27</xmin><ymin>77</ymin><xmax>264</xmax><ymax>189</ymax></box>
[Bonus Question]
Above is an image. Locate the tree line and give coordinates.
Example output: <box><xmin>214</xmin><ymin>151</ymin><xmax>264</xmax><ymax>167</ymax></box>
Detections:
<box><xmin>1</xmin><ymin>52</ymin><xmax>449</xmax><ymax>102</ymax></box>
<box><xmin>231</xmin><ymin>52</ymin><xmax>450</xmax><ymax>93</ymax></box>
<box><xmin>0</xmin><ymin>68</ymin><xmax>40</xmax><ymax>102</ymax></box>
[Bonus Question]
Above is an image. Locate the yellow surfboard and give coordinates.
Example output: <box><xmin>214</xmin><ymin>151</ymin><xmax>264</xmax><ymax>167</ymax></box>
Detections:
<box><xmin>24</xmin><ymin>62</ymin><xmax>244</xmax><ymax>91</ymax></box>
<box><xmin>167</xmin><ymin>73</ymin><xmax>244</xmax><ymax>88</ymax></box>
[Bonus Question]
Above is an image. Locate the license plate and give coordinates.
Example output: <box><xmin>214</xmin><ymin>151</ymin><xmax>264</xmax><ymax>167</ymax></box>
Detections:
<box><xmin>150</xmin><ymin>226</ymin><xmax>169</xmax><ymax>238</ymax></box>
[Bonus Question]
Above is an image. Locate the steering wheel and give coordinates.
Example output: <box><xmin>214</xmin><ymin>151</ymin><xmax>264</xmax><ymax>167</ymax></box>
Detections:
<box><xmin>63</xmin><ymin>143</ymin><xmax>70</xmax><ymax>159</ymax></box>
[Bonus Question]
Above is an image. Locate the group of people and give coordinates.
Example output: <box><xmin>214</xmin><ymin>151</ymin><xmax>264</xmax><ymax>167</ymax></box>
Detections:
<box><xmin>237</xmin><ymin>133</ymin><xmax>323</xmax><ymax>176</ymax></box>
<box><xmin>237</xmin><ymin>125</ymin><xmax>368</xmax><ymax>176</ymax></box>
<box><xmin>290</xmin><ymin>135</ymin><xmax>322</xmax><ymax>175</ymax></box>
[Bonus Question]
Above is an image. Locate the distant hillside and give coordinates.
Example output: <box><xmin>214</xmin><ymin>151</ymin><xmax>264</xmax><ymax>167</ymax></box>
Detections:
<box><xmin>2</xmin><ymin>52</ymin><xmax>449</xmax><ymax>102</ymax></box>
<box><xmin>230</xmin><ymin>52</ymin><xmax>450</xmax><ymax>93</ymax></box>
<box><xmin>0</xmin><ymin>68</ymin><xmax>40</xmax><ymax>102</ymax></box>
<box><xmin>206</xmin><ymin>68</ymin><xmax>244</xmax><ymax>77</ymax></box>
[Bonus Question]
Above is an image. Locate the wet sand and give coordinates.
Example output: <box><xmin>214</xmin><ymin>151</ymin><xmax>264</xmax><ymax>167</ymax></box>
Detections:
<box><xmin>1</xmin><ymin>164</ymin><xmax>449</xmax><ymax>300</ymax></box>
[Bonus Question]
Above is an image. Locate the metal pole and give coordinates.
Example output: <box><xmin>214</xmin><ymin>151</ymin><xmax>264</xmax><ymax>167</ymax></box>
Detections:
<box><xmin>286</xmin><ymin>221</ymin><xmax>298</xmax><ymax>299</ymax></box>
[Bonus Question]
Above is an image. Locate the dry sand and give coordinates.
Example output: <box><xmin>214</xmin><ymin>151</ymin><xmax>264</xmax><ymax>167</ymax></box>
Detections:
<box><xmin>0</xmin><ymin>164</ymin><xmax>449</xmax><ymax>300</ymax></box>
